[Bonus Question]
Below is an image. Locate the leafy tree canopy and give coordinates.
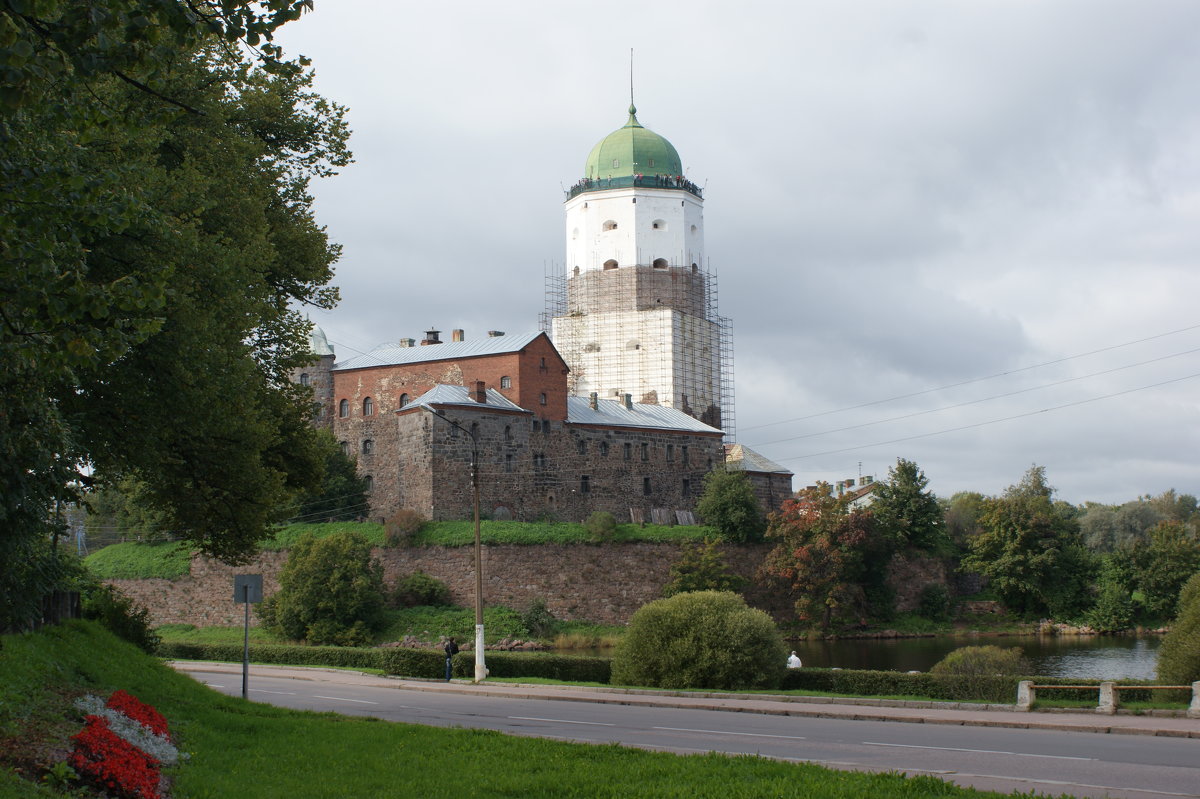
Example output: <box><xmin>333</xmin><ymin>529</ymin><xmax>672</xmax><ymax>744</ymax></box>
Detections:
<box><xmin>289</xmin><ymin>431</ymin><xmax>371</xmax><ymax>523</ymax></box>
<box><xmin>1</xmin><ymin>1</ymin><xmax>349</xmax><ymax>629</ymax></box>
<box><xmin>695</xmin><ymin>469</ymin><xmax>765</xmax><ymax>543</ymax></box>
<box><xmin>871</xmin><ymin>458</ymin><xmax>950</xmax><ymax>554</ymax></box>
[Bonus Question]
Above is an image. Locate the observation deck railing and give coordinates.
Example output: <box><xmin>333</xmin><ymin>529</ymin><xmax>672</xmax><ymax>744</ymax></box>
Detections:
<box><xmin>565</xmin><ymin>174</ymin><xmax>702</xmax><ymax>200</ymax></box>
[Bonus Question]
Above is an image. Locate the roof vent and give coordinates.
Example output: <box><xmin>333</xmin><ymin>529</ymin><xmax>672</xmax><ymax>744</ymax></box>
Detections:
<box><xmin>487</xmin><ymin>330</ymin><xmax>505</xmax><ymax>337</ymax></box>
<box><xmin>396</xmin><ymin>338</ymin><xmax>415</xmax><ymax>348</ymax></box>
<box><xmin>589</xmin><ymin>392</ymin><xmax>599</xmax><ymax>410</ymax></box>
<box><xmin>452</xmin><ymin>329</ymin><xmax>465</xmax><ymax>343</ymax></box>
<box><xmin>623</xmin><ymin>393</ymin><xmax>633</xmax><ymax>410</ymax></box>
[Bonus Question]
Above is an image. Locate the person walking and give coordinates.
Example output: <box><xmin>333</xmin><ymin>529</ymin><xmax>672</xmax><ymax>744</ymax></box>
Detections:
<box><xmin>444</xmin><ymin>637</ymin><xmax>459</xmax><ymax>681</ymax></box>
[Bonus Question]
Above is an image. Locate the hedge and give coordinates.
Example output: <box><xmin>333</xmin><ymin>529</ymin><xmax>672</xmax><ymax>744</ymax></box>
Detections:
<box><xmin>478</xmin><ymin>652</ymin><xmax>611</xmax><ymax>683</ymax></box>
<box><xmin>157</xmin><ymin>641</ymin><xmax>385</xmax><ymax>670</ymax></box>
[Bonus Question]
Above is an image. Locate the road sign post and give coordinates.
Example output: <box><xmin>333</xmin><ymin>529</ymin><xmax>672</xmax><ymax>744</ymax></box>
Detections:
<box><xmin>233</xmin><ymin>575</ymin><xmax>263</xmax><ymax>700</ymax></box>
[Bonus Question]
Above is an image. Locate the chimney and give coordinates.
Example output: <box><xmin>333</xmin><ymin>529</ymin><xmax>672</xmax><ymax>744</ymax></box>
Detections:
<box><xmin>837</xmin><ymin>482</ymin><xmax>845</xmax><ymax>496</ymax></box>
<box><xmin>623</xmin><ymin>393</ymin><xmax>633</xmax><ymax>410</ymax></box>
<box><xmin>473</xmin><ymin>380</ymin><xmax>486</xmax><ymax>403</ymax></box>
<box><xmin>397</xmin><ymin>338</ymin><xmax>415</xmax><ymax>348</ymax></box>
<box><xmin>452</xmin><ymin>329</ymin><xmax>465</xmax><ymax>343</ymax></box>
<box><xmin>420</xmin><ymin>329</ymin><xmax>441</xmax><ymax>346</ymax></box>
<box><xmin>589</xmin><ymin>392</ymin><xmax>599</xmax><ymax>410</ymax></box>
<box><xmin>487</xmin><ymin>330</ymin><xmax>505</xmax><ymax>337</ymax></box>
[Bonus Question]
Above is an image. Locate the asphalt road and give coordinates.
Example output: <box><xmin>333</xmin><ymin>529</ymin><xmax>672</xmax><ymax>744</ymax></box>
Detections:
<box><xmin>180</xmin><ymin>668</ymin><xmax>1200</xmax><ymax>799</ymax></box>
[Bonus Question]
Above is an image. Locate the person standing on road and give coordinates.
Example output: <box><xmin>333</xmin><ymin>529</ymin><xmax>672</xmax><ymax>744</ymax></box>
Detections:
<box><xmin>787</xmin><ymin>651</ymin><xmax>802</xmax><ymax>669</ymax></box>
<box><xmin>444</xmin><ymin>637</ymin><xmax>459</xmax><ymax>681</ymax></box>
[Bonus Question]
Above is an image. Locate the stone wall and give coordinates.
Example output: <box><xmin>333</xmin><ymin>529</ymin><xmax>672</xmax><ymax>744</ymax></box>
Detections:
<box><xmin>112</xmin><ymin>542</ymin><xmax>792</xmax><ymax>628</ymax></box>
<box><xmin>885</xmin><ymin>553</ymin><xmax>950</xmax><ymax>613</ymax></box>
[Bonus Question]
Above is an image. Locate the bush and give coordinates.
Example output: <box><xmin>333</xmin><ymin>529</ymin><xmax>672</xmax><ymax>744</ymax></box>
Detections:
<box><xmin>482</xmin><ymin>652</ymin><xmax>611</xmax><ymax>683</ymax></box>
<box><xmin>610</xmin><ymin>590</ymin><xmax>786</xmax><ymax>690</ymax></box>
<box><xmin>917</xmin><ymin>584</ymin><xmax>952</xmax><ymax>622</ymax></box>
<box><xmin>390</xmin><ymin>570</ymin><xmax>450</xmax><ymax>608</ymax></box>
<box><xmin>695</xmin><ymin>470</ymin><xmax>765</xmax><ymax>543</ymax></box>
<box><xmin>661</xmin><ymin>538</ymin><xmax>747</xmax><ymax>597</ymax></box>
<box><xmin>158</xmin><ymin>641</ymin><xmax>385</xmax><ymax>670</ymax></box>
<box><xmin>82</xmin><ymin>584</ymin><xmax>161</xmax><ymax>653</ymax></box>
<box><xmin>521</xmin><ymin>598</ymin><xmax>558</xmax><ymax>639</ymax></box>
<box><xmin>584</xmin><ymin>511</ymin><xmax>617</xmax><ymax>541</ymax></box>
<box><xmin>1157</xmin><ymin>572</ymin><xmax>1200</xmax><ymax>684</ymax></box>
<box><xmin>780</xmin><ymin>667</ymin><xmax>1027</xmax><ymax>703</ymax></box>
<box><xmin>930</xmin><ymin>645</ymin><xmax>1025</xmax><ymax>701</ymax></box>
<box><xmin>384</xmin><ymin>509</ymin><xmax>427</xmax><ymax>547</ymax></box>
<box><xmin>267</xmin><ymin>531</ymin><xmax>386</xmax><ymax>646</ymax></box>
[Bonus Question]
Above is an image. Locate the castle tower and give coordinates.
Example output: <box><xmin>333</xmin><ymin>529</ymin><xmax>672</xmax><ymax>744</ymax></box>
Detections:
<box><xmin>550</xmin><ymin>104</ymin><xmax>733</xmax><ymax>435</ymax></box>
<box><xmin>296</xmin><ymin>324</ymin><xmax>336</xmax><ymax>428</ymax></box>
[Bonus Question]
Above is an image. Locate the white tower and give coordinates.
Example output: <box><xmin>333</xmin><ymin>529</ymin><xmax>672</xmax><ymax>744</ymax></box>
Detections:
<box><xmin>551</xmin><ymin>105</ymin><xmax>732</xmax><ymax>433</ymax></box>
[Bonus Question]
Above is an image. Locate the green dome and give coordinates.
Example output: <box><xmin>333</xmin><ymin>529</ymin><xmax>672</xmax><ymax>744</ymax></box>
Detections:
<box><xmin>584</xmin><ymin>105</ymin><xmax>682</xmax><ymax>180</ymax></box>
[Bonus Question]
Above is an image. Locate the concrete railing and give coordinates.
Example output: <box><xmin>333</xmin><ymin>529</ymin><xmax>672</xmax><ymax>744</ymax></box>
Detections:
<box><xmin>1017</xmin><ymin>680</ymin><xmax>1200</xmax><ymax>717</ymax></box>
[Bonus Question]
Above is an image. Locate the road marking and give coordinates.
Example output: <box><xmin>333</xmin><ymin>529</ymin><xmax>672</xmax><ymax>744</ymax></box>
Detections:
<box><xmin>251</xmin><ymin>689</ymin><xmax>296</xmax><ymax>696</ymax></box>
<box><xmin>862</xmin><ymin>741</ymin><xmax>1095</xmax><ymax>761</ymax></box>
<box><xmin>653</xmin><ymin>726</ymin><xmax>807</xmax><ymax>741</ymax></box>
<box><xmin>509</xmin><ymin>716</ymin><xmax>615</xmax><ymax>726</ymax></box>
<box><xmin>203</xmin><ymin>683</ymin><xmax>224</xmax><ymax>688</ymax></box>
<box><xmin>313</xmin><ymin>695</ymin><xmax>379</xmax><ymax>705</ymax></box>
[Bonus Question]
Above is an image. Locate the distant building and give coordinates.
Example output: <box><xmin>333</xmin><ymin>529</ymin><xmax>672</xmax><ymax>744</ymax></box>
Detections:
<box><xmin>724</xmin><ymin>444</ymin><xmax>793</xmax><ymax>515</ymax></box>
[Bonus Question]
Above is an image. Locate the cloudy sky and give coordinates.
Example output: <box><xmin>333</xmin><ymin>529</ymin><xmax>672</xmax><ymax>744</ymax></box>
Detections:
<box><xmin>275</xmin><ymin>0</ymin><xmax>1200</xmax><ymax>505</ymax></box>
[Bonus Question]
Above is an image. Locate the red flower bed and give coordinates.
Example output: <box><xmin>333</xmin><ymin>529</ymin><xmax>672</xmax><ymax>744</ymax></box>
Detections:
<box><xmin>107</xmin><ymin>689</ymin><xmax>171</xmax><ymax>739</ymax></box>
<box><xmin>69</xmin><ymin>715</ymin><xmax>161</xmax><ymax>799</ymax></box>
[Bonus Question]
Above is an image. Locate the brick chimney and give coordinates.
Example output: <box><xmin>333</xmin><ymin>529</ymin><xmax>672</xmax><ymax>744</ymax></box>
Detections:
<box><xmin>452</xmin><ymin>329</ymin><xmax>465</xmax><ymax>343</ymax></box>
<box><xmin>420</xmin><ymin>329</ymin><xmax>441</xmax><ymax>346</ymax></box>
<box><xmin>473</xmin><ymin>380</ymin><xmax>486</xmax><ymax>403</ymax></box>
<box><xmin>589</xmin><ymin>392</ymin><xmax>599</xmax><ymax>410</ymax></box>
<box><xmin>623</xmin><ymin>393</ymin><xmax>633</xmax><ymax>410</ymax></box>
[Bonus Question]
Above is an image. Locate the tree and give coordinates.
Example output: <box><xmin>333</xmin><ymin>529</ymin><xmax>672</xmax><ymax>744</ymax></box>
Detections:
<box><xmin>763</xmin><ymin>484</ymin><xmax>875</xmax><ymax>630</ymax></box>
<box><xmin>610</xmin><ymin>591</ymin><xmax>786</xmax><ymax>690</ymax></box>
<box><xmin>261</xmin><ymin>532</ymin><xmax>386</xmax><ymax>646</ymax></box>
<box><xmin>291</xmin><ymin>431</ymin><xmax>370</xmax><ymax>523</ymax></box>
<box><xmin>1</xmin><ymin>3</ymin><xmax>348</xmax><ymax>628</ymax></box>
<box><xmin>961</xmin><ymin>466</ymin><xmax>1095</xmax><ymax>619</ymax></box>
<box><xmin>661</xmin><ymin>538</ymin><xmax>748</xmax><ymax>597</ymax></box>
<box><xmin>945</xmin><ymin>491</ymin><xmax>987</xmax><ymax>550</ymax></box>
<box><xmin>1156</xmin><ymin>572</ymin><xmax>1200</xmax><ymax>684</ymax></box>
<box><xmin>871</xmin><ymin>458</ymin><xmax>950</xmax><ymax>554</ymax></box>
<box><xmin>1124</xmin><ymin>520</ymin><xmax>1200</xmax><ymax>619</ymax></box>
<box><xmin>695</xmin><ymin>469</ymin><xmax>765</xmax><ymax>543</ymax></box>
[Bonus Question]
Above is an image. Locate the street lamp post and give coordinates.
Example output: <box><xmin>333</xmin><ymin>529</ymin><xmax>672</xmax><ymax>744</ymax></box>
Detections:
<box><xmin>431</xmin><ymin>408</ymin><xmax>486</xmax><ymax>683</ymax></box>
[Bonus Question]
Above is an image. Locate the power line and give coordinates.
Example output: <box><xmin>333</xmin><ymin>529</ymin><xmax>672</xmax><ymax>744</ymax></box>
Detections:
<box><xmin>773</xmin><ymin>371</ymin><xmax>1200</xmax><ymax>464</ymax></box>
<box><xmin>740</xmin><ymin>322</ymin><xmax>1200</xmax><ymax>433</ymax></box>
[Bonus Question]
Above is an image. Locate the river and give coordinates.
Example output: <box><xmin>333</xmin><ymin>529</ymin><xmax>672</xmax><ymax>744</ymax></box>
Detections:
<box><xmin>787</xmin><ymin>634</ymin><xmax>1162</xmax><ymax>680</ymax></box>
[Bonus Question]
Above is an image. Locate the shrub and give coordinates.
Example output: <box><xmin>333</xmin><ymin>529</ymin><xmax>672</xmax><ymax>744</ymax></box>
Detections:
<box><xmin>384</xmin><ymin>509</ymin><xmax>427</xmax><ymax>547</ymax></box>
<box><xmin>661</xmin><ymin>538</ymin><xmax>747</xmax><ymax>597</ymax></box>
<box><xmin>917</xmin><ymin>584</ymin><xmax>952</xmax><ymax>622</ymax></box>
<box><xmin>930</xmin><ymin>645</ymin><xmax>1025</xmax><ymax>701</ymax></box>
<box><xmin>267</xmin><ymin>531</ymin><xmax>386</xmax><ymax>646</ymax></box>
<box><xmin>610</xmin><ymin>590</ymin><xmax>786</xmax><ymax>690</ymax></box>
<box><xmin>520</xmin><ymin>598</ymin><xmax>558</xmax><ymax>639</ymax></box>
<box><xmin>1157</xmin><ymin>572</ymin><xmax>1200</xmax><ymax>684</ymax></box>
<box><xmin>82</xmin><ymin>584</ymin><xmax>161</xmax><ymax>654</ymax></box>
<box><xmin>390</xmin><ymin>570</ymin><xmax>450</xmax><ymax>608</ymax></box>
<box><xmin>695</xmin><ymin>470</ymin><xmax>765</xmax><ymax>543</ymax></box>
<box><xmin>584</xmin><ymin>511</ymin><xmax>617</xmax><ymax>541</ymax></box>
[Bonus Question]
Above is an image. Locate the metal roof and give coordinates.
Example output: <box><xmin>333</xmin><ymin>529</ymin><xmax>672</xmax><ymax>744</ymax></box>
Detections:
<box><xmin>399</xmin><ymin>384</ymin><xmax>527</xmax><ymax>414</ymax></box>
<box><xmin>335</xmin><ymin>331</ymin><xmax>545</xmax><ymax>371</ymax></box>
<box><xmin>567</xmin><ymin>395</ymin><xmax>722</xmax><ymax>435</ymax></box>
<box><xmin>724</xmin><ymin>443</ymin><xmax>792</xmax><ymax>475</ymax></box>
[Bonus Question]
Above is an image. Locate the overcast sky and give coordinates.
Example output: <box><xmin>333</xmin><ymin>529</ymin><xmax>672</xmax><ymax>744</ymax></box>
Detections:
<box><xmin>275</xmin><ymin>0</ymin><xmax>1200</xmax><ymax>506</ymax></box>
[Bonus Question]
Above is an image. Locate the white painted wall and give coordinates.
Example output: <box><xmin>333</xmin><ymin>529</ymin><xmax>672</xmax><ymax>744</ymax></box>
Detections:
<box><xmin>565</xmin><ymin>187</ymin><xmax>704</xmax><ymax>271</ymax></box>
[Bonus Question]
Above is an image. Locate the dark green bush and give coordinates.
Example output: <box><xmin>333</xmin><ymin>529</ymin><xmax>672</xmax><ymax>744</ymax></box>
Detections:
<box><xmin>917</xmin><ymin>584</ymin><xmax>952</xmax><ymax>622</ymax></box>
<box><xmin>390</xmin><ymin>570</ymin><xmax>450</xmax><ymax>608</ymax></box>
<box><xmin>384</xmin><ymin>508</ymin><xmax>427</xmax><ymax>547</ymax></box>
<box><xmin>611</xmin><ymin>591</ymin><xmax>785</xmax><ymax>690</ymax></box>
<box><xmin>584</xmin><ymin>511</ymin><xmax>617</xmax><ymax>541</ymax></box>
<box><xmin>268</xmin><ymin>531</ymin><xmax>387</xmax><ymax>645</ymax></box>
<box><xmin>661</xmin><ymin>538</ymin><xmax>747</xmax><ymax>597</ymax></box>
<box><xmin>520</xmin><ymin>598</ymin><xmax>558</xmax><ymax>639</ymax></box>
<box><xmin>481</xmin><ymin>652</ymin><xmax>611</xmax><ymax>683</ymax></box>
<box><xmin>82</xmin><ymin>584</ymin><xmax>161</xmax><ymax>653</ymax></box>
<box><xmin>157</xmin><ymin>641</ymin><xmax>385</xmax><ymax>670</ymax></box>
<box><xmin>379</xmin><ymin>647</ymin><xmax>444</xmax><ymax>678</ymax></box>
<box><xmin>1158</xmin><ymin>572</ymin><xmax>1200</xmax><ymax>684</ymax></box>
<box><xmin>929</xmin><ymin>645</ymin><xmax>1026</xmax><ymax>701</ymax></box>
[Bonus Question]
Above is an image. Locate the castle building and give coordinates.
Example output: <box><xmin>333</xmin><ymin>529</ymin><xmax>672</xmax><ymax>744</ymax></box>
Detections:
<box><xmin>548</xmin><ymin>105</ymin><xmax>733</xmax><ymax>435</ymax></box>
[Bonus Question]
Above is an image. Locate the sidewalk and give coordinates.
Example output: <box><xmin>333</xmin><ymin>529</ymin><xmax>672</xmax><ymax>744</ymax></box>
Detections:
<box><xmin>170</xmin><ymin>661</ymin><xmax>1200</xmax><ymax>739</ymax></box>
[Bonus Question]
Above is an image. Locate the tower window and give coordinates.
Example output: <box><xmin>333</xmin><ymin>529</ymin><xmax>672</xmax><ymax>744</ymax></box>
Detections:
<box><xmin>600</xmin><ymin>441</ymin><xmax>609</xmax><ymax>456</ymax></box>
<box><xmin>577</xmin><ymin>439</ymin><xmax>586</xmax><ymax>455</ymax></box>
<box><xmin>299</xmin><ymin>373</ymin><xmax>310</xmax><ymax>386</ymax></box>
<box><xmin>641</xmin><ymin>443</ymin><xmax>649</xmax><ymax>462</ymax></box>
<box><xmin>648</xmin><ymin>158</ymin><xmax>655</xmax><ymax>168</ymax></box>
<box><xmin>364</xmin><ymin>475</ymin><xmax>373</xmax><ymax>492</ymax></box>
<box><xmin>652</xmin><ymin>258</ymin><xmax>668</xmax><ymax>269</ymax></box>
<box><xmin>500</xmin><ymin>375</ymin><xmax>512</xmax><ymax>389</ymax></box>
<box><xmin>539</xmin><ymin>393</ymin><xmax>547</xmax><ymax>405</ymax></box>
<box><xmin>682</xmin><ymin>445</ymin><xmax>689</xmax><ymax>466</ymax></box>
<box><xmin>339</xmin><ymin>441</ymin><xmax>349</xmax><ymax>456</ymax></box>
<box><xmin>651</xmin><ymin>219</ymin><xmax>666</xmax><ymax>231</ymax></box>
<box><xmin>338</xmin><ymin>399</ymin><xmax>349</xmax><ymax>418</ymax></box>
<box><xmin>505</xmin><ymin>453</ymin><xmax>513</xmax><ymax>473</ymax></box>
<box><xmin>603</xmin><ymin>259</ymin><xmax>618</xmax><ymax>270</ymax></box>
<box><xmin>682</xmin><ymin>478</ymin><xmax>691</xmax><ymax>497</ymax></box>
<box><xmin>602</xmin><ymin>220</ymin><xmax>618</xmax><ymax>231</ymax></box>
<box><xmin>398</xmin><ymin>393</ymin><xmax>409</xmax><ymax>408</ymax></box>
<box><xmin>362</xmin><ymin>397</ymin><xmax>374</xmax><ymax>416</ymax></box>
<box><xmin>362</xmin><ymin>439</ymin><xmax>373</xmax><ymax>455</ymax></box>
<box><xmin>612</xmin><ymin>159</ymin><xmax>619</xmax><ymax>168</ymax></box>
<box><xmin>666</xmin><ymin>444</ymin><xmax>674</xmax><ymax>462</ymax></box>
<box><xmin>623</xmin><ymin>443</ymin><xmax>632</xmax><ymax>461</ymax></box>
<box><xmin>580</xmin><ymin>475</ymin><xmax>590</xmax><ymax>494</ymax></box>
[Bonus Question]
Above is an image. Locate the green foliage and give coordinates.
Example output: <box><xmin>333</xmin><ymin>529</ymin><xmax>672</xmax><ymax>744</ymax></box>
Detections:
<box><xmin>929</xmin><ymin>645</ymin><xmax>1025</xmax><ymax>701</ymax></box>
<box><xmin>872</xmin><ymin>458</ymin><xmax>950</xmax><ymax>554</ymax></box>
<box><xmin>520</xmin><ymin>599</ymin><xmax>558</xmax><ymax>639</ymax></box>
<box><xmin>763</xmin><ymin>484</ymin><xmax>876</xmax><ymax>630</ymax></box>
<box><xmin>158</xmin><ymin>640</ymin><xmax>385</xmax><ymax>670</ymax></box>
<box><xmin>384</xmin><ymin>508</ymin><xmax>427</xmax><ymax>546</ymax></box>
<box><xmin>83</xmin><ymin>541</ymin><xmax>192</xmax><ymax>580</ymax></box>
<box><xmin>944</xmin><ymin>491</ymin><xmax>986</xmax><ymax>549</ymax></box>
<box><xmin>267</xmin><ymin>532</ymin><xmax>386</xmax><ymax>646</ymax></box>
<box><xmin>390</xmin><ymin>571</ymin><xmax>451</xmax><ymax>608</ymax></box>
<box><xmin>264</xmin><ymin>522</ymin><xmax>387</xmax><ymax>550</ymax></box>
<box><xmin>1084</xmin><ymin>556</ymin><xmax>1135</xmax><ymax>632</ymax></box>
<box><xmin>407</xmin><ymin>519</ymin><xmax>713</xmax><ymax>546</ymax></box>
<box><xmin>781</xmin><ymin>667</ymin><xmax>1029</xmax><ymax>703</ymax></box>
<box><xmin>290</xmin><ymin>431</ymin><xmax>371</xmax><ymax>523</ymax></box>
<box><xmin>1157</xmin><ymin>572</ymin><xmax>1200</xmax><ymax>684</ymax></box>
<box><xmin>0</xmin><ymin>537</ymin><xmax>83</xmax><ymax>632</ymax></box>
<box><xmin>84</xmin><ymin>476</ymin><xmax>173</xmax><ymax>541</ymax></box>
<box><xmin>961</xmin><ymin>466</ymin><xmax>1095</xmax><ymax>618</ymax></box>
<box><xmin>377</xmin><ymin>605</ymin><xmax>530</xmax><ymax>644</ymax></box>
<box><xmin>1123</xmin><ymin>520</ymin><xmax>1200</xmax><ymax>619</ymax></box>
<box><xmin>662</xmin><ymin>538</ymin><xmax>748</xmax><ymax>597</ymax></box>
<box><xmin>696</xmin><ymin>470</ymin><xmax>766</xmax><ymax>543</ymax></box>
<box><xmin>81</xmin><ymin>584</ymin><xmax>161</xmax><ymax>654</ymax></box>
<box><xmin>475</xmin><ymin>652</ymin><xmax>611</xmax><ymax>683</ymax></box>
<box><xmin>611</xmin><ymin>591</ymin><xmax>786</xmax><ymax>690</ymax></box>
<box><xmin>584</xmin><ymin>511</ymin><xmax>617</xmax><ymax>541</ymax></box>
<box><xmin>917</xmin><ymin>584</ymin><xmax>953</xmax><ymax>622</ymax></box>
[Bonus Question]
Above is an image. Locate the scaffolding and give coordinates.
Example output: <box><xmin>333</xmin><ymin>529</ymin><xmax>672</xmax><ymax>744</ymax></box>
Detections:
<box><xmin>542</xmin><ymin>260</ymin><xmax>735</xmax><ymax>441</ymax></box>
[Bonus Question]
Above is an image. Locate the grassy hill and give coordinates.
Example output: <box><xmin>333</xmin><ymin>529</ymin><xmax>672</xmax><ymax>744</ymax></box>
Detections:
<box><xmin>1</xmin><ymin>621</ymin><xmax>1024</xmax><ymax>798</ymax></box>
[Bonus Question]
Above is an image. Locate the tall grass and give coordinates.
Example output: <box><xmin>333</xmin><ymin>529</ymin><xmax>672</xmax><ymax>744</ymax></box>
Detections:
<box><xmin>83</xmin><ymin>541</ymin><xmax>193</xmax><ymax>579</ymax></box>
<box><xmin>2</xmin><ymin>621</ymin><xmax>1025</xmax><ymax>799</ymax></box>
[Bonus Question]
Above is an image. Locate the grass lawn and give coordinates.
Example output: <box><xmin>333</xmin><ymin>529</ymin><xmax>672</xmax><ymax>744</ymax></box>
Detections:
<box><xmin>3</xmin><ymin>621</ymin><xmax>1039</xmax><ymax>799</ymax></box>
<box><xmin>83</xmin><ymin>540</ymin><xmax>194</xmax><ymax>579</ymax></box>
